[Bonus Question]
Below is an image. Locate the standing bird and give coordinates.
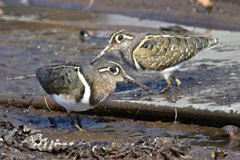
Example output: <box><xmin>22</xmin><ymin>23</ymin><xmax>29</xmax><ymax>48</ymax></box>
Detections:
<box><xmin>91</xmin><ymin>30</ymin><xmax>219</xmax><ymax>93</ymax></box>
<box><xmin>35</xmin><ymin>61</ymin><xmax>149</xmax><ymax>131</ymax></box>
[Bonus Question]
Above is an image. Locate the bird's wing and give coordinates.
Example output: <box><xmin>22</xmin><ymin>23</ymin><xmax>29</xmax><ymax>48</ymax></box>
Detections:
<box><xmin>35</xmin><ymin>64</ymin><xmax>85</xmax><ymax>98</ymax></box>
<box><xmin>133</xmin><ymin>32</ymin><xmax>218</xmax><ymax>71</ymax></box>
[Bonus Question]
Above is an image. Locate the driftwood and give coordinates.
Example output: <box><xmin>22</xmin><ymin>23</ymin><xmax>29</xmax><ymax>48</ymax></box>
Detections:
<box><xmin>0</xmin><ymin>94</ymin><xmax>142</xmax><ymax>118</ymax></box>
<box><xmin>0</xmin><ymin>93</ymin><xmax>65</xmax><ymax>111</ymax></box>
<box><xmin>1</xmin><ymin>93</ymin><xmax>240</xmax><ymax>127</ymax></box>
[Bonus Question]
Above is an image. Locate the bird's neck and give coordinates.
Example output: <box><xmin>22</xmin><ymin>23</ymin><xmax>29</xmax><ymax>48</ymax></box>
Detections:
<box><xmin>120</xmin><ymin>47</ymin><xmax>135</xmax><ymax>69</ymax></box>
<box><xmin>90</xmin><ymin>72</ymin><xmax>117</xmax><ymax>106</ymax></box>
<box><xmin>120</xmin><ymin>34</ymin><xmax>144</xmax><ymax>70</ymax></box>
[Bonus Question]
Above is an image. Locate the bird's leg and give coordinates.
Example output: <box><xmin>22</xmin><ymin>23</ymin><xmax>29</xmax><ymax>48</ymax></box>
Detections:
<box><xmin>75</xmin><ymin>113</ymin><xmax>83</xmax><ymax>129</ymax></box>
<box><xmin>67</xmin><ymin>111</ymin><xmax>83</xmax><ymax>131</ymax></box>
<box><xmin>171</xmin><ymin>75</ymin><xmax>182</xmax><ymax>87</ymax></box>
<box><xmin>159</xmin><ymin>77</ymin><xmax>172</xmax><ymax>94</ymax></box>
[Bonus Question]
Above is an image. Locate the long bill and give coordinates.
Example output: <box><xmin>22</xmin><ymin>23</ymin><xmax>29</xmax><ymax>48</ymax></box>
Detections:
<box><xmin>91</xmin><ymin>45</ymin><xmax>110</xmax><ymax>65</ymax></box>
<box><xmin>122</xmin><ymin>74</ymin><xmax>149</xmax><ymax>91</ymax></box>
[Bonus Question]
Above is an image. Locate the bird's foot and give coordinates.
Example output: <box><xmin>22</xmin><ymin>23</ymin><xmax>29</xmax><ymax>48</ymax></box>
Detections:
<box><xmin>175</xmin><ymin>79</ymin><xmax>182</xmax><ymax>87</ymax></box>
<box><xmin>73</xmin><ymin>123</ymin><xmax>83</xmax><ymax>132</ymax></box>
<box><xmin>67</xmin><ymin>112</ymin><xmax>84</xmax><ymax>131</ymax></box>
<box><xmin>171</xmin><ymin>75</ymin><xmax>182</xmax><ymax>87</ymax></box>
<box><xmin>159</xmin><ymin>87</ymin><xmax>171</xmax><ymax>94</ymax></box>
<box><xmin>159</xmin><ymin>78</ymin><xmax>172</xmax><ymax>94</ymax></box>
<box><xmin>76</xmin><ymin>113</ymin><xmax>83</xmax><ymax>129</ymax></box>
<box><xmin>159</xmin><ymin>84</ymin><xmax>172</xmax><ymax>94</ymax></box>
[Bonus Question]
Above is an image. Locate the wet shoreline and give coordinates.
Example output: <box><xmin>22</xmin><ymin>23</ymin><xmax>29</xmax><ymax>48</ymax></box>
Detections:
<box><xmin>0</xmin><ymin>1</ymin><xmax>240</xmax><ymax>159</ymax></box>
<box><xmin>3</xmin><ymin>0</ymin><xmax>240</xmax><ymax>31</ymax></box>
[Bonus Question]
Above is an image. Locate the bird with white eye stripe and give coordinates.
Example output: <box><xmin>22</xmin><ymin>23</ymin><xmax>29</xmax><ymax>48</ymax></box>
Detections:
<box><xmin>35</xmin><ymin>61</ymin><xmax>149</xmax><ymax>131</ymax></box>
<box><xmin>91</xmin><ymin>30</ymin><xmax>219</xmax><ymax>93</ymax></box>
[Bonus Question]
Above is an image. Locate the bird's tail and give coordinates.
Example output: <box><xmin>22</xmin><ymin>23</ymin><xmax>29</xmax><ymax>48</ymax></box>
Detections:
<box><xmin>208</xmin><ymin>38</ymin><xmax>219</xmax><ymax>46</ymax></box>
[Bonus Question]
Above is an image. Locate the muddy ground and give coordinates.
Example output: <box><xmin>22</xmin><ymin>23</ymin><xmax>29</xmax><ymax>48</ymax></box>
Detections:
<box><xmin>20</xmin><ymin>0</ymin><xmax>240</xmax><ymax>31</ymax></box>
<box><xmin>0</xmin><ymin>0</ymin><xmax>240</xmax><ymax>159</ymax></box>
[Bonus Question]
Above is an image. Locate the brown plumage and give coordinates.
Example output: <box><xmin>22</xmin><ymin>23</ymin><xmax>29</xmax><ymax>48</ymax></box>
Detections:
<box><xmin>35</xmin><ymin>61</ymin><xmax>149</xmax><ymax>131</ymax></box>
<box><xmin>91</xmin><ymin>30</ymin><xmax>219</xmax><ymax>93</ymax></box>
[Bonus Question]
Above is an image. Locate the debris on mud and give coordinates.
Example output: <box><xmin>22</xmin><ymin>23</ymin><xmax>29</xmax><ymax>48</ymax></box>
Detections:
<box><xmin>222</xmin><ymin>125</ymin><xmax>239</xmax><ymax>140</ymax></box>
<box><xmin>221</xmin><ymin>125</ymin><xmax>240</xmax><ymax>149</ymax></box>
<box><xmin>79</xmin><ymin>30</ymin><xmax>92</xmax><ymax>42</ymax></box>
<box><xmin>0</xmin><ymin>121</ymin><xmax>193</xmax><ymax>159</ymax></box>
<box><xmin>159</xmin><ymin>25</ymin><xmax>188</xmax><ymax>34</ymax></box>
<box><xmin>213</xmin><ymin>148</ymin><xmax>229</xmax><ymax>159</ymax></box>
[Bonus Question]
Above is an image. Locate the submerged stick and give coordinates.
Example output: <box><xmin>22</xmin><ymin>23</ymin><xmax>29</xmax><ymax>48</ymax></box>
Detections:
<box><xmin>0</xmin><ymin>93</ymin><xmax>65</xmax><ymax>111</ymax></box>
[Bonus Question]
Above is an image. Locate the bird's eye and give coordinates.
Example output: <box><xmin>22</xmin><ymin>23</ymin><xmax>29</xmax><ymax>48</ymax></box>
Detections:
<box><xmin>118</xmin><ymin>35</ymin><xmax>123</xmax><ymax>41</ymax></box>
<box><xmin>109</xmin><ymin>67</ymin><xmax>116</xmax><ymax>73</ymax></box>
<box><xmin>109</xmin><ymin>67</ymin><xmax>119</xmax><ymax>75</ymax></box>
<box><xmin>115</xmin><ymin>35</ymin><xmax>124</xmax><ymax>43</ymax></box>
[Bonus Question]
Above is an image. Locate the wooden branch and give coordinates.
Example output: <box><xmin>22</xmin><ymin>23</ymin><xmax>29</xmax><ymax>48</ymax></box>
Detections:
<box><xmin>0</xmin><ymin>94</ymin><xmax>65</xmax><ymax>111</ymax></box>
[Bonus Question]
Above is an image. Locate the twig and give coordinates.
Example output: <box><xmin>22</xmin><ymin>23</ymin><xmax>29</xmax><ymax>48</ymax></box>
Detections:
<box><xmin>44</xmin><ymin>97</ymin><xmax>51</xmax><ymax>111</ymax></box>
<box><xmin>109</xmin><ymin>151</ymin><xmax>130</xmax><ymax>158</ymax></box>
<box><xmin>6</xmin><ymin>74</ymin><xmax>35</xmax><ymax>80</ymax></box>
<box><xmin>92</xmin><ymin>153</ymin><xmax>104</xmax><ymax>160</ymax></box>
<box><xmin>84</xmin><ymin>0</ymin><xmax>94</xmax><ymax>11</ymax></box>
<box><xmin>24</xmin><ymin>97</ymin><xmax>35</xmax><ymax>113</ymax></box>
<box><xmin>67</xmin><ymin>150</ymin><xmax>76</xmax><ymax>158</ymax></box>
<box><xmin>125</xmin><ymin>152</ymin><xmax>132</xmax><ymax>159</ymax></box>
<box><xmin>174</xmin><ymin>108</ymin><xmax>177</xmax><ymax>124</ymax></box>
<box><xmin>154</xmin><ymin>139</ymin><xmax>159</xmax><ymax>151</ymax></box>
<box><xmin>133</xmin><ymin>106</ymin><xmax>139</xmax><ymax>120</ymax></box>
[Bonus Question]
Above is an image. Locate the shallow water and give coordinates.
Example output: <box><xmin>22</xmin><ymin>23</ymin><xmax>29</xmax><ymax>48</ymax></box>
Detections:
<box><xmin>0</xmin><ymin>3</ymin><xmax>240</xmax><ymax>158</ymax></box>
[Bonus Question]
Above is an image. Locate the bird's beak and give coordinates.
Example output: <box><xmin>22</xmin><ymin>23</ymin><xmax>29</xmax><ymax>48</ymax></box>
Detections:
<box><xmin>91</xmin><ymin>45</ymin><xmax>112</xmax><ymax>65</ymax></box>
<box><xmin>122</xmin><ymin>74</ymin><xmax>149</xmax><ymax>91</ymax></box>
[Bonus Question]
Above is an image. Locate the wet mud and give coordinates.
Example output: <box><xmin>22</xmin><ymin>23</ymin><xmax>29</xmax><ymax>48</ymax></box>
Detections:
<box><xmin>4</xmin><ymin>0</ymin><xmax>240</xmax><ymax>30</ymax></box>
<box><xmin>0</xmin><ymin>1</ymin><xmax>240</xmax><ymax>159</ymax></box>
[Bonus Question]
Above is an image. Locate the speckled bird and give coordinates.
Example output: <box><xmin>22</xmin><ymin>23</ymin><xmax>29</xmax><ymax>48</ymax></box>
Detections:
<box><xmin>91</xmin><ymin>30</ymin><xmax>219</xmax><ymax>93</ymax></box>
<box><xmin>35</xmin><ymin>61</ymin><xmax>149</xmax><ymax>131</ymax></box>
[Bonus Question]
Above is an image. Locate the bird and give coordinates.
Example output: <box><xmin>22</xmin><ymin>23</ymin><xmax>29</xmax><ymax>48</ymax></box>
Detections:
<box><xmin>35</xmin><ymin>61</ymin><xmax>149</xmax><ymax>131</ymax></box>
<box><xmin>91</xmin><ymin>30</ymin><xmax>219</xmax><ymax>93</ymax></box>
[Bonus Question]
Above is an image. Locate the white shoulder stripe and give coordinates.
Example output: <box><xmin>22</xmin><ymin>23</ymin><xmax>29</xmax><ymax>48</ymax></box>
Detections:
<box><xmin>77</xmin><ymin>70</ymin><xmax>91</xmax><ymax>104</ymax></box>
<box><xmin>133</xmin><ymin>55</ymin><xmax>144</xmax><ymax>71</ymax></box>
